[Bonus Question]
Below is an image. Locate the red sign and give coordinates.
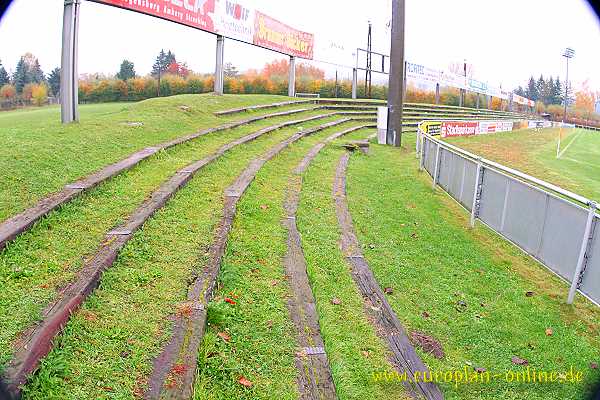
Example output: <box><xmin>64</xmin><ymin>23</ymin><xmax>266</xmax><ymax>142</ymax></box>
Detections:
<box><xmin>441</xmin><ymin>121</ymin><xmax>479</xmax><ymax>138</ymax></box>
<box><xmin>253</xmin><ymin>11</ymin><xmax>314</xmax><ymax>59</ymax></box>
<box><xmin>92</xmin><ymin>0</ymin><xmax>216</xmax><ymax>33</ymax></box>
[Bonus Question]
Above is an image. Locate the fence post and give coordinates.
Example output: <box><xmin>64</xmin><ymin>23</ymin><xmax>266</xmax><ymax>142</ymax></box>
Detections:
<box><xmin>435</xmin><ymin>83</ymin><xmax>440</xmax><ymax>104</ymax></box>
<box><xmin>432</xmin><ymin>143</ymin><xmax>441</xmax><ymax>188</ymax></box>
<box><xmin>214</xmin><ymin>35</ymin><xmax>225</xmax><ymax>95</ymax></box>
<box><xmin>470</xmin><ymin>161</ymin><xmax>483</xmax><ymax>227</ymax></box>
<box><xmin>352</xmin><ymin>68</ymin><xmax>357</xmax><ymax>99</ymax></box>
<box><xmin>476</xmin><ymin>94</ymin><xmax>480</xmax><ymax>109</ymax></box>
<box><xmin>419</xmin><ymin>134</ymin><xmax>426</xmax><ymax>171</ymax></box>
<box><xmin>60</xmin><ymin>0</ymin><xmax>81</xmax><ymax>124</ymax></box>
<box><xmin>567</xmin><ymin>201</ymin><xmax>597</xmax><ymax>304</ymax></box>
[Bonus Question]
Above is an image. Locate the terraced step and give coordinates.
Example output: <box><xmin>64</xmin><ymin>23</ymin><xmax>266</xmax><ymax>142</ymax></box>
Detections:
<box><xmin>214</xmin><ymin>99</ymin><xmax>316</xmax><ymax>116</ymax></box>
<box><xmin>145</xmin><ymin>118</ymin><xmax>356</xmax><ymax>399</ymax></box>
<box><xmin>0</xmin><ymin>113</ymin><xmax>343</xmax><ymax>398</ymax></box>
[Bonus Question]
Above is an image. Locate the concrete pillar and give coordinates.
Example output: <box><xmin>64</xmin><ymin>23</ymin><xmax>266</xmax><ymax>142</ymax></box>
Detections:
<box><xmin>459</xmin><ymin>89</ymin><xmax>464</xmax><ymax>107</ymax></box>
<box><xmin>435</xmin><ymin>83</ymin><xmax>440</xmax><ymax>104</ymax></box>
<box><xmin>476</xmin><ymin>94</ymin><xmax>480</xmax><ymax>109</ymax></box>
<box><xmin>60</xmin><ymin>0</ymin><xmax>80</xmax><ymax>124</ymax></box>
<box><xmin>508</xmin><ymin>94</ymin><xmax>513</xmax><ymax>112</ymax></box>
<box><xmin>288</xmin><ymin>56</ymin><xmax>296</xmax><ymax>97</ymax></box>
<box><xmin>214</xmin><ymin>35</ymin><xmax>224</xmax><ymax>95</ymax></box>
<box><xmin>352</xmin><ymin>68</ymin><xmax>357</xmax><ymax>99</ymax></box>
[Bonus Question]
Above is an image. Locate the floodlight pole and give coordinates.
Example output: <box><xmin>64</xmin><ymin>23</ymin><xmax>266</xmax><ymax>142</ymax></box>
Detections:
<box><xmin>60</xmin><ymin>0</ymin><xmax>81</xmax><ymax>124</ymax></box>
<box><xmin>386</xmin><ymin>0</ymin><xmax>405</xmax><ymax>147</ymax></box>
<box><xmin>562</xmin><ymin>49</ymin><xmax>574</xmax><ymax>123</ymax></box>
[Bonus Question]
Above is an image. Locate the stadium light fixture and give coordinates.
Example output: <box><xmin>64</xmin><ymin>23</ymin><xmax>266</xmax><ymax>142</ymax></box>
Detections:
<box><xmin>562</xmin><ymin>47</ymin><xmax>575</xmax><ymax>123</ymax></box>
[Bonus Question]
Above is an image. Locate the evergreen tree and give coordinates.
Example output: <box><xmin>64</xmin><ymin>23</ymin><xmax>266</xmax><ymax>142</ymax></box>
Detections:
<box><xmin>12</xmin><ymin>57</ymin><xmax>29</xmax><ymax>93</ymax></box>
<box><xmin>553</xmin><ymin>76</ymin><xmax>563</xmax><ymax>105</ymax></box>
<box><xmin>116</xmin><ymin>60</ymin><xmax>136</xmax><ymax>81</ymax></box>
<box><xmin>47</xmin><ymin>67</ymin><xmax>60</xmax><ymax>97</ymax></box>
<box><xmin>525</xmin><ymin>76</ymin><xmax>538</xmax><ymax>101</ymax></box>
<box><xmin>0</xmin><ymin>59</ymin><xmax>9</xmax><ymax>87</ymax></box>
<box><xmin>514</xmin><ymin>86</ymin><xmax>525</xmax><ymax>96</ymax></box>
<box><xmin>151</xmin><ymin>49</ymin><xmax>174</xmax><ymax>77</ymax></box>
<box><xmin>29</xmin><ymin>59</ymin><xmax>45</xmax><ymax>83</ymax></box>
<box><xmin>536</xmin><ymin>75</ymin><xmax>545</xmax><ymax>103</ymax></box>
<box><xmin>543</xmin><ymin>76</ymin><xmax>554</xmax><ymax>105</ymax></box>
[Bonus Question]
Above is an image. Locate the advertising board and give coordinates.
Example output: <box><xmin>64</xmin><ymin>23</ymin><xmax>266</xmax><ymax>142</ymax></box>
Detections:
<box><xmin>406</xmin><ymin>62</ymin><xmax>441</xmax><ymax>85</ymax></box>
<box><xmin>92</xmin><ymin>0</ymin><xmax>315</xmax><ymax>59</ymax></box>
<box><xmin>478</xmin><ymin>120</ymin><xmax>514</xmax><ymax>134</ymax></box>
<box><xmin>440</xmin><ymin>121</ymin><xmax>479</xmax><ymax>138</ymax></box>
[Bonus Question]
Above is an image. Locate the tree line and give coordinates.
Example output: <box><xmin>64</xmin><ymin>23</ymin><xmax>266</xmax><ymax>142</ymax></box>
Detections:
<box><xmin>0</xmin><ymin>53</ymin><xmax>60</xmax><ymax>107</ymax></box>
<box><xmin>513</xmin><ymin>75</ymin><xmax>568</xmax><ymax>106</ymax></box>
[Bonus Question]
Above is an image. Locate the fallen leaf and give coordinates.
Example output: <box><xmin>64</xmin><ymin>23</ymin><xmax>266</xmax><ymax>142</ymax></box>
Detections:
<box><xmin>545</xmin><ymin>328</ymin><xmax>553</xmax><ymax>336</ymax></box>
<box><xmin>217</xmin><ymin>332</ymin><xmax>231</xmax><ymax>342</ymax></box>
<box><xmin>266</xmin><ymin>320</ymin><xmax>273</xmax><ymax>329</ymax></box>
<box><xmin>525</xmin><ymin>291</ymin><xmax>535</xmax><ymax>297</ymax></box>
<box><xmin>591</xmin><ymin>362</ymin><xmax>598</xmax><ymax>369</ymax></box>
<box><xmin>475</xmin><ymin>367</ymin><xmax>487</xmax><ymax>373</ymax></box>
<box><xmin>410</xmin><ymin>232</ymin><xmax>419</xmax><ymax>239</ymax></box>
<box><xmin>384</xmin><ymin>287</ymin><xmax>393</xmax><ymax>295</ymax></box>
<box><xmin>295</xmin><ymin>350</ymin><xmax>307</xmax><ymax>358</ymax></box>
<box><xmin>270</xmin><ymin>280</ymin><xmax>279</xmax><ymax>287</ymax></box>
<box><xmin>511</xmin><ymin>356</ymin><xmax>529</xmax><ymax>366</ymax></box>
<box><xmin>361</xmin><ymin>350</ymin><xmax>370</xmax><ymax>358</ymax></box>
<box><xmin>331</xmin><ymin>297</ymin><xmax>342</xmax><ymax>305</ymax></box>
<box><xmin>422</xmin><ymin>311</ymin><xmax>430</xmax><ymax>318</ymax></box>
<box><xmin>172</xmin><ymin>364</ymin><xmax>188</xmax><ymax>375</ymax></box>
<box><xmin>238</xmin><ymin>376</ymin><xmax>253</xmax><ymax>388</ymax></box>
<box><xmin>260</xmin><ymin>204</ymin><xmax>269</xmax><ymax>210</ymax></box>
<box><xmin>480</xmin><ymin>302</ymin><xmax>486</xmax><ymax>307</ymax></box>
<box><xmin>224</xmin><ymin>297</ymin><xmax>236</xmax><ymax>305</ymax></box>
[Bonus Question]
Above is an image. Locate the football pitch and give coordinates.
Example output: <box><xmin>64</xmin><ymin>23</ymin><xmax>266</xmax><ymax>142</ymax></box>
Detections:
<box><xmin>446</xmin><ymin>127</ymin><xmax>600</xmax><ymax>203</ymax></box>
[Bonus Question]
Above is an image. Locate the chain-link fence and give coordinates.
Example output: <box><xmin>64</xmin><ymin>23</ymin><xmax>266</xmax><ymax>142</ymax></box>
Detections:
<box><xmin>417</xmin><ymin>129</ymin><xmax>599</xmax><ymax>306</ymax></box>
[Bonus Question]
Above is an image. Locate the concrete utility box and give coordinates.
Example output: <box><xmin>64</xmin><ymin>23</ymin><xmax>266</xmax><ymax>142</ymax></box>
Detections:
<box><xmin>377</xmin><ymin>106</ymin><xmax>388</xmax><ymax>145</ymax></box>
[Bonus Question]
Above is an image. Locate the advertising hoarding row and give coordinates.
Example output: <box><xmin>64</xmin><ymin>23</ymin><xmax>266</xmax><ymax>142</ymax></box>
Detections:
<box><xmin>438</xmin><ymin>120</ymin><xmax>516</xmax><ymax>138</ymax></box>
<box><xmin>92</xmin><ymin>0</ymin><xmax>314</xmax><ymax>59</ymax></box>
<box><xmin>512</xmin><ymin>93</ymin><xmax>535</xmax><ymax>107</ymax></box>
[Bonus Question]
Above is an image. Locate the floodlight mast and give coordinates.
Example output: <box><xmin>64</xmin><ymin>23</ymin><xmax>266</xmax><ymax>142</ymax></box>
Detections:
<box><xmin>386</xmin><ymin>0</ymin><xmax>405</xmax><ymax>147</ymax></box>
<box><xmin>562</xmin><ymin>47</ymin><xmax>575</xmax><ymax>123</ymax></box>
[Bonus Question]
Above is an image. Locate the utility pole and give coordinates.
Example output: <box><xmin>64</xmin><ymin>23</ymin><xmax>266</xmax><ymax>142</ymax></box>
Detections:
<box><xmin>562</xmin><ymin>47</ymin><xmax>574</xmax><ymax>123</ymax></box>
<box><xmin>365</xmin><ymin>22</ymin><xmax>372</xmax><ymax>98</ymax></box>
<box><xmin>386</xmin><ymin>0</ymin><xmax>405</xmax><ymax>147</ymax></box>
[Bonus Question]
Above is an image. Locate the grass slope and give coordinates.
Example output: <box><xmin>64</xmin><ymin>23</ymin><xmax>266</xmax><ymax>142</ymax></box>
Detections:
<box><xmin>0</xmin><ymin>94</ymin><xmax>297</xmax><ymax>221</ymax></box>
<box><xmin>0</xmin><ymin>108</ymin><xmax>328</xmax><ymax>376</ymax></box>
<box><xmin>447</xmin><ymin>128</ymin><xmax>600</xmax><ymax>202</ymax></box>
<box><xmin>345</xmin><ymin>135</ymin><xmax>600</xmax><ymax>399</ymax></box>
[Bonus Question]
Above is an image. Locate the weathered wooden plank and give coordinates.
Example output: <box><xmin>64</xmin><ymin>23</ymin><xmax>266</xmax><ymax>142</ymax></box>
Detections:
<box><xmin>0</xmin><ymin>108</ymin><xmax>314</xmax><ymax>252</ymax></box>
<box><xmin>0</xmin><ymin>113</ymin><xmax>337</xmax><ymax>399</ymax></box>
<box><xmin>146</xmin><ymin>118</ymin><xmax>353</xmax><ymax>400</ymax></box>
<box><xmin>214</xmin><ymin>99</ymin><xmax>316</xmax><ymax>116</ymax></box>
<box><xmin>333</xmin><ymin>152</ymin><xmax>444</xmax><ymax>400</ymax></box>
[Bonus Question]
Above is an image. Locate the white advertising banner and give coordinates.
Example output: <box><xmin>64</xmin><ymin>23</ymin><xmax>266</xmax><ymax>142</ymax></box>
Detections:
<box><xmin>406</xmin><ymin>62</ymin><xmax>441</xmax><ymax>85</ymax></box>
<box><xmin>478</xmin><ymin>120</ymin><xmax>514</xmax><ymax>134</ymax></box>
<box><xmin>214</xmin><ymin>0</ymin><xmax>255</xmax><ymax>43</ymax></box>
<box><xmin>439</xmin><ymin>71</ymin><xmax>466</xmax><ymax>90</ymax></box>
<box><xmin>528</xmin><ymin>120</ymin><xmax>552</xmax><ymax>129</ymax></box>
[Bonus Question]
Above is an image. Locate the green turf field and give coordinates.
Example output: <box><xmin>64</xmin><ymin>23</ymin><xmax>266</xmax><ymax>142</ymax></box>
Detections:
<box><xmin>446</xmin><ymin>127</ymin><xmax>600</xmax><ymax>202</ymax></box>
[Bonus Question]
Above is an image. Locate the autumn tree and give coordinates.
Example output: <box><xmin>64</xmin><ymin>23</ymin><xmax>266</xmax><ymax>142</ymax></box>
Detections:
<box><xmin>47</xmin><ymin>68</ymin><xmax>60</xmax><ymax>96</ymax></box>
<box><xmin>116</xmin><ymin>60</ymin><xmax>136</xmax><ymax>81</ymax></box>
<box><xmin>31</xmin><ymin>83</ymin><xmax>48</xmax><ymax>106</ymax></box>
<box><xmin>0</xmin><ymin>84</ymin><xmax>16</xmax><ymax>99</ymax></box>
<box><xmin>165</xmin><ymin>61</ymin><xmax>190</xmax><ymax>78</ymax></box>
<box><xmin>151</xmin><ymin>50</ymin><xmax>176</xmax><ymax>77</ymax></box>
<box><xmin>574</xmin><ymin>80</ymin><xmax>596</xmax><ymax>117</ymax></box>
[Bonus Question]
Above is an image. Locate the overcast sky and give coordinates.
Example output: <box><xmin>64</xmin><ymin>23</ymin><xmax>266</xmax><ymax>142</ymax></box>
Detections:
<box><xmin>0</xmin><ymin>0</ymin><xmax>599</xmax><ymax>91</ymax></box>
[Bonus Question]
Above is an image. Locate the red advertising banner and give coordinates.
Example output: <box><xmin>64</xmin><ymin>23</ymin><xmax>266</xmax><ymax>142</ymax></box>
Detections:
<box><xmin>440</xmin><ymin>121</ymin><xmax>479</xmax><ymax>138</ymax></box>
<box><xmin>253</xmin><ymin>11</ymin><xmax>314</xmax><ymax>59</ymax></box>
<box><xmin>92</xmin><ymin>0</ymin><xmax>216</xmax><ymax>32</ymax></box>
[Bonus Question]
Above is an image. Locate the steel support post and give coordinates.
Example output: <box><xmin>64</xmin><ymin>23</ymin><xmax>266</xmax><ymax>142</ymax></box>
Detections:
<box><xmin>214</xmin><ymin>35</ymin><xmax>225</xmax><ymax>95</ymax></box>
<box><xmin>352</xmin><ymin>68</ymin><xmax>357</xmax><ymax>99</ymax></box>
<box><xmin>567</xmin><ymin>202</ymin><xmax>597</xmax><ymax>304</ymax></box>
<box><xmin>432</xmin><ymin>144</ymin><xmax>441</xmax><ymax>188</ymax></box>
<box><xmin>435</xmin><ymin>83</ymin><xmax>440</xmax><ymax>104</ymax></box>
<box><xmin>288</xmin><ymin>56</ymin><xmax>296</xmax><ymax>97</ymax></box>
<box><xmin>60</xmin><ymin>0</ymin><xmax>80</xmax><ymax>124</ymax></box>
<box><xmin>470</xmin><ymin>161</ymin><xmax>483</xmax><ymax>227</ymax></box>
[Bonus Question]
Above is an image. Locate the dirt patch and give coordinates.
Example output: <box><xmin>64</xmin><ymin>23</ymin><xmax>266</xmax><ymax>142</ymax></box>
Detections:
<box><xmin>410</xmin><ymin>331</ymin><xmax>445</xmax><ymax>360</ymax></box>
